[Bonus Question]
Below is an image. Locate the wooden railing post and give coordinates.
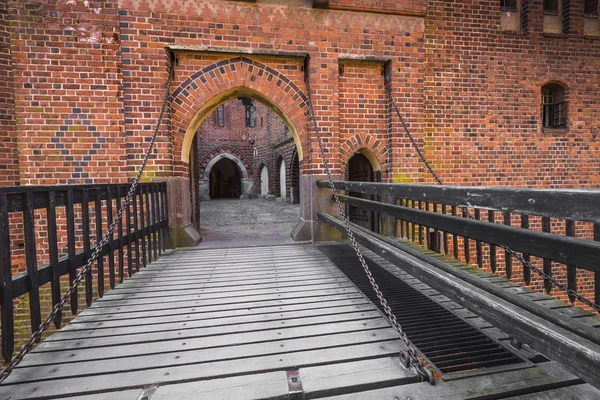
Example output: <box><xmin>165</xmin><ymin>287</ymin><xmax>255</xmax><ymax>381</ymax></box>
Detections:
<box><xmin>106</xmin><ymin>186</ymin><xmax>115</xmax><ymax>290</ymax></box>
<box><xmin>95</xmin><ymin>188</ymin><xmax>105</xmax><ymax>298</ymax></box>
<box><xmin>66</xmin><ymin>190</ymin><xmax>78</xmax><ymax>314</ymax></box>
<box><xmin>46</xmin><ymin>191</ymin><xmax>62</xmax><ymax>328</ymax></box>
<box><xmin>0</xmin><ymin>194</ymin><xmax>14</xmax><ymax>361</ymax></box>
<box><xmin>82</xmin><ymin>189</ymin><xmax>92</xmax><ymax>306</ymax></box>
<box><xmin>23</xmin><ymin>192</ymin><xmax>41</xmax><ymax>340</ymax></box>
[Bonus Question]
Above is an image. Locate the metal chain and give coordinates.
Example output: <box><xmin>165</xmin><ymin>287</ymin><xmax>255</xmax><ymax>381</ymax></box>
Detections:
<box><xmin>304</xmin><ymin>73</ymin><xmax>435</xmax><ymax>384</ymax></box>
<box><xmin>0</xmin><ymin>65</ymin><xmax>174</xmax><ymax>384</ymax></box>
<box><xmin>385</xmin><ymin>83</ymin><xmax>600</xmax><ymax>313</ymax></box>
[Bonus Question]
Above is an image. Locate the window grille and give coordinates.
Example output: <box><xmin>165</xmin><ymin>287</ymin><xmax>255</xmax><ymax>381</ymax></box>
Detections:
<box><xmin>217</xmin><ymin>105</ymin><xmax>225</xmax><ymax>127</ymax></box>
<box><xmin>542</xmin><ymin>85</ymin><xmax>567</xmax><ymax>128</ymax></box>
<box><xmin>246</xmin><ymin>103</ymin><xmax>256</xmax><ymax>128</ymax></box>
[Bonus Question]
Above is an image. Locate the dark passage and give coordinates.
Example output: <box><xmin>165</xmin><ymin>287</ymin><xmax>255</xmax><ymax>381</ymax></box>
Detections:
<box><xmin>210</xmin><ymin>158</ymin><xmax>242</xmax><ymax>199</ymax></box>
<box><xmin>318</xmin><ymin>243</ymin><xmax>526</xmax><ymax>377</ymax></box>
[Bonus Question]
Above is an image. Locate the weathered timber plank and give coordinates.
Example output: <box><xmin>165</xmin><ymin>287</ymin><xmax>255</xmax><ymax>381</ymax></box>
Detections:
<box><xmin>77</xmin><ymin>286</ymin><xmax>360</xmax><ymax>316</ymax></box>
<box><xmin>19</xmin><ymin>331</ymin><xmax>400</xmax><ymax>381</ymax></box>
<box><xmin>300</xmin><ymin>356</ymin><xmax>417</xmax><ymax>398</ymax></box>
<box><xmin>62</xmin><ymin>298</ymin><xmax>372</xmax><ymax>330</ymax></box>
<box><xmin>503</xmin><ymin>383</ymin><xmax>600</xmax><ymax>399</ymax></box>
<box><xmin>69</xmin><ymin>293</ymin><xmax>366</xmax><ymax>322</ymax></box>
<box><xmin>28</xmin><ymin>319</ymin><xmax>394</xmax><ymax>361</ymax></box>
<box><xmin>63</xmin><ymin>389</ymin><xmax>145</xmax><ymax>400</ymax></box>
<box><xmin>149</xmin><ymin>371</ymin><xmax>289</xmax><ymax>400</ymax></box>
<box><xmin>317</xmin><ymin>361</ymin><xmax>582</xmax><ymax>400</ymax></box>
<box><xmin>97</xmin><ymin>277</ymin><xmax>350</xmax><ymax>302</ymax></box>
<box><xmin>46</xmin><ymin>304</ymin><xmax>379</xmax><ymax>340</ymax></box>
<box><xmin>90</xmin><ymin>281</ymin><xmax>354</xmax><ymax>308</ymax></box>
<box><xmin>116</xmin><ymin>265</ymin><xmax>337</xmax><ymax>283</ymax></box>
<box><xmin>36</xmin><ymin>311</ymin><xmax>384</xmax><ymax>349</ymax></box>
<box><xmin>0</xmin><ymin>341</ymin><xmax>403</xmax><ymax>398</ymax></box>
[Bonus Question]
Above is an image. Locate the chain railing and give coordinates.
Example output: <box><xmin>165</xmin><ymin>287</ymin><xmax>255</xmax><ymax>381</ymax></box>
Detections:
<box><xmin>0</xmin><ymin>64</ymin><xmax>174</xmax><ymax>384</ymax></box>
<box><xmin>303</xmin><ymin>67</ymin><xmax>435</xmax><ymax>384</ymax></box>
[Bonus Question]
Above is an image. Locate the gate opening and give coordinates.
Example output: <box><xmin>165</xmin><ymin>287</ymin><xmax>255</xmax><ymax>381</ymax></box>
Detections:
<box><xmin>189</xmin><ymin>96</ymin><xmax>302</xmax><ymax>247</ymax></box>
<box><xmin>209</xmin><ymin>158</ymin><xmax>242</xmax><ymax>199</ymax></box>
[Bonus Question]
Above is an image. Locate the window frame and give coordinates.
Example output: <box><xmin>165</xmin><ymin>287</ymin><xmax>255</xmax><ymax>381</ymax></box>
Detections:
<box><xmin>542</xmin><ymin>84</ymin><xmax>567</xmax><ymax>129</ymax></box>
<box><xmin>216</xmin><ymin>105</ymin><xmax>225</xmax><ymax>128</ymax></box>
<box><xmin>246</xmin><ymin>103</ymin><xmax>256</xmax><ymax>128</ymax></box>
<box><xmin>501</xmin><ymin>0</ymin><xmax>518</xmax><ymax>11</ymax></box>
<box><xmin>585</xmin><ymin>0</ymin><xmax>599</xmax><ymax>16</ymax></box>
<box><xmin>544</xmin><ymin>0</ymin><xmax>559</xmax><ymax>14</ymax></box>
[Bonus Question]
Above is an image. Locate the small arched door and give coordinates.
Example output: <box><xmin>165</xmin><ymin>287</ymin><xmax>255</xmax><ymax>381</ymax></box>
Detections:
<box><xmin>279</xmin><ymin>160</ymin><xmax>287</xmax><ymax>200</ymax></box>
<box><xmin>347</xmin><ymin>153</ymin><xmax>375</xmax><ymax>231</ymax></box>
<box><xmin>260</xmin><ymin>165</ymin><xmax>269</xmax><ymax>196</ymax></box>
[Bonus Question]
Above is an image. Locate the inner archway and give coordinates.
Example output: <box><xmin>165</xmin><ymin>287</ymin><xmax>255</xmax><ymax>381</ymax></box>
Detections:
<box><xmin>191</xmin><ymin>96</ymin><xmax>303</xmax><ymax>247</ymax></box>
<box><xmin>209</xmin><ymin>158</ymin><xmax>242</xmax><ymax>199</ymax></box>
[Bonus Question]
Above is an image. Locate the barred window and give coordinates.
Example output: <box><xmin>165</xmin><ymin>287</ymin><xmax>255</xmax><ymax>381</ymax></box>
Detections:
<box><xmin>542</xmin><ymin>84</ymin><xmax>567</xmax><ymax>128</ymax></box>
<box><xmin>585</xmin><ymin>0</ymin><xmax>599</xmax><ymax>15</ymax></box>
<box><xmin>501</xmin><ymin>0</ymin><xmax>517</xmax><ymax>10</ymax></box>
<box><xmin>216</xmin><ymin>105</ymin><xmax>225</xmax><ymax>127</ymax></box>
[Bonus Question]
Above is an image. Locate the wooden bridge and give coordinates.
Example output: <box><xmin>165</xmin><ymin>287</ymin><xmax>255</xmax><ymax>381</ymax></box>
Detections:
<box><xmin>1</xmin><ymin>182</ymin><xmax>600</xmax><ymax>399</ymax></box>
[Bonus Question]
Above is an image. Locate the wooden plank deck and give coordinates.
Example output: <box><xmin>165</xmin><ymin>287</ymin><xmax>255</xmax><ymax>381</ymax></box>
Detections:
<box><xmin>0</xmin><ymin>244</ymin><xmax>419</xmax><ymax>400</ymax></box>
<box><xmin>2</xmin><ymin>243</ymin><xmax>599</xmax><ymax>399</ymax></box>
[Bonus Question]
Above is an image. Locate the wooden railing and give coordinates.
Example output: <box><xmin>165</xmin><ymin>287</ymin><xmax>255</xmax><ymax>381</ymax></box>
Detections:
<box><xmin>317</xmin><ymin>181</ymin><xmax>600</xmax><ymax>307</ymax></box>
<box><xmin>0</xmin><ymin>182</ymin><xmax>169</xmax><ymax>361</ymax></box>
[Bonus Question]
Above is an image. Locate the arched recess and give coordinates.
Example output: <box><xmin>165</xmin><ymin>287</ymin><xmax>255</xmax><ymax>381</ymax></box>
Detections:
<box><xmin>198</xmin><ymin>152</ymin><xmax>254</xmax><ymax>200</ymax></box>
<box><xmin>340</xmin><ymin>134</ymin><xmax>388</xmax><ymax>179</ymax></box>
<box><xmin>209</xmin><ymin>158</ymin><xmax>242</xmax><ymax>199</ymax></box>
<box><xmin>275</xmin><ymin>154</ymin><xmax>285</xmax><ymax>200</ymax></box>
<box><xmin>345</xmin><ymin>149</ymin><xmax>382</xmax><ymax>233</ymax></box>
<box><xmin>259</xmin><ymin>164</ymin><xmax>269</xmax><ymax>196</ymax></box>
<box><xmin>170</xmin><ymin>57</ymin><xmax>309</xmax><ymax>176</ymax></box>
<box><xmin>204</xmin><ymin>153</ymin><xmax>249</xmax><ymax>180</ymax></box>
<box><xmin>198</xmin><ymin>145</ymin><xmax>254</xmax><ymax>180</ymax></box>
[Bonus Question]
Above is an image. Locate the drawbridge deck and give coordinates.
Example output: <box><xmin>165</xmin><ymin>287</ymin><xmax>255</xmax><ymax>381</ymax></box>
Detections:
<box><xmin>1</xmin><ymin>244</ymin><xmax>598</xmax><ymax>399</ymax></box>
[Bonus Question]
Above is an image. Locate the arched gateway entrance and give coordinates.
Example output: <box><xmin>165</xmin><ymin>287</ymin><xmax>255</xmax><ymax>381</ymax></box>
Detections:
<box><xmin>168</xmin><ymin>57</ymin><xmax>329</xmax><ymax>246</ymax></box>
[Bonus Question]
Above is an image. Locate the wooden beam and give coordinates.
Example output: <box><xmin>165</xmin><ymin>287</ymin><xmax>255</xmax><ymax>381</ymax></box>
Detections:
<box><xmin>336</xmin><ymin>194</ymin><xmax>600</xmax><ymax>273</ymax></box>
<box><xmin>317</xmin><ymin>181</ymin><xmax>600</xmax><ymax>223</ymax></box>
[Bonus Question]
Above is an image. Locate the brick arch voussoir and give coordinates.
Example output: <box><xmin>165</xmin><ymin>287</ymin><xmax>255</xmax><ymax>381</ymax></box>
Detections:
<box><xmin>340</xmin><ymin>133</ymin><xmax>388</xmax><ymax>175</ymax></box>
<box><xmin>198</xmin><ymin>145</ymin><xmax>254</xmax><ymax>178</ymax></box>
<box><xmin>171</xmin><ymin>57</ymin><xmax>309</xmax><ymax>174</ymax></box>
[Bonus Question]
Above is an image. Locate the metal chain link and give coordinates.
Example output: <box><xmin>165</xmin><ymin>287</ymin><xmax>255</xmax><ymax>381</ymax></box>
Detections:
<box><xmin>0</xmin><ymin>64</ymin><xmax>175</xmax><ymax>384</ymax></box>
<box><xmin>304</xmin><ymin>73</ymin><xmax>435</xmax><ymax>384</ymax></box>
<box><xmin>385</xmin><ymin>83</ymin><xmax>600</xmax><ymax>313</ymax></box>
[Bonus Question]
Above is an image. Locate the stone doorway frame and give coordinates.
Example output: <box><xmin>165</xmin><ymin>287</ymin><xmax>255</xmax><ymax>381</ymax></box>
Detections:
<box><xmin>199</xmin><ymin>153</ymin><xmax>254</xmax><ymax>200</ymax></box>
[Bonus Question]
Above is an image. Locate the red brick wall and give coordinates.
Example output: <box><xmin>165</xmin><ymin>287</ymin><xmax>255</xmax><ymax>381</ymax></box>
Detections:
<box><xmin>0</xmin><ymin>1</ymin><xmax>18</xmax><ymax>187</ymax></box>
<box><xmin>9</xmin><ymin>0</ymin><xmax>124</xmax><ymax>186</ymax></box>
<box><xmin>338</xmin><ymin>61</ymin><xmax>390</xmax><ymax>179</ymax></box>
<box><xmin>328</xmin><ymin>0</ymin><xmax>428</xmax><ymax>15</ymax></box>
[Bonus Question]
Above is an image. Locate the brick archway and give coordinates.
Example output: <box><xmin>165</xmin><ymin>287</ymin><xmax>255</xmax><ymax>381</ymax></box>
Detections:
<box><xmin>198</xmin><ymin>146</ymin><xmax>254</xmax><ymax>180</ymax></box>
<box><xmin>340</xmin><ymin>133</ymin><xmax>388</xmax><ymax>176</ymax></box>
<box><xmin>171</xmin><ymin>57</ymin><xmax>309</xmax><ymax>177</ymax></box>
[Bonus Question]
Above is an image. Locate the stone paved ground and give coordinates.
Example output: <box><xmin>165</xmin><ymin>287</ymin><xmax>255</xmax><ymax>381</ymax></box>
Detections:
<box><xmin>197</xmin><ymin>198</ymin><xmax>302</xmax><ymax>248</ymax></box>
